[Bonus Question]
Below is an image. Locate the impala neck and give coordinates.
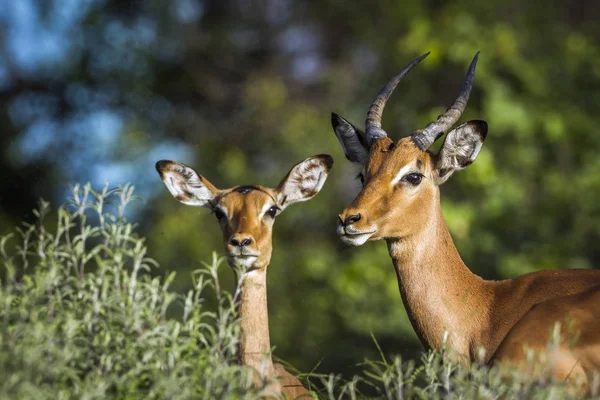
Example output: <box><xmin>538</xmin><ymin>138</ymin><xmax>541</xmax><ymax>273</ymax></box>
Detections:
<box><xmin>386</xmin><ymin>197</ymin><xmax>494</xmax><ymax>359</ymax></box>
<box><xmin>237</xmin><ymin>268</ymin><xmax>275</xmax><ymax>379</ymax></box>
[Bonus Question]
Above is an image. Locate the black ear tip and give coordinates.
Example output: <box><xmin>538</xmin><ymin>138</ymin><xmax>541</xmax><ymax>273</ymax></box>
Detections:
<box><xmin>467</xmin><ymin>120</ymin><xmax>488</xmax><ymax>140</ymax></box>
<box><xmin>478</xmin><ymin>120</ymin><xmax>488</xmax><ymax>139</ymax></box>
<box><xmin>156</xmin><ymin>160</ymin><xmax>177</xmax><ymax>176</ymax></box>
<box><xmin>155</xmin><ymin>160</ymin><xmax>167</xmax><ymax>173</ymax></box>
<box><xmin>331</xmin><ymin>112</ymin><xmax>340</xmax><ymax>127</ymax></box>
<box><xmin>315</xmin><ymin>154</ymin><xmax>334</xmax><ymax>170</ymax></box>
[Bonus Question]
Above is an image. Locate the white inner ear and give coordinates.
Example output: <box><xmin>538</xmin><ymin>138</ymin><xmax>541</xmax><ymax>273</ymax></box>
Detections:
<box><xmin>160</xmin><ymin>165</ymin><xmax>216</xmax><ymax>207</ymax></box>
<box><xmin>277</xmin><ymin>159</ymin><xmax>328</xmax><ymax>209</ymax></box>
<box><xmin>438</xmin><ymin>125</ymin><xmax>484</xmax><ymax>175</ymax></box>
<box><xmin>435</xmin><ymin>122</ymin><xmax>486</xmax><ymax>185</ymax></box>
<box><xmin>441</xmin><ymin>132</ymin><xmax>482</xmax><ymax>169</ymax></box>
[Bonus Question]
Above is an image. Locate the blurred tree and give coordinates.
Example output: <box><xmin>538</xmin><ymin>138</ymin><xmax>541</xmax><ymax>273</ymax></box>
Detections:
<box><xmin>0</xmin><ymin>0</ymin><xmax>599</xmax><ymax>376</ymax></box>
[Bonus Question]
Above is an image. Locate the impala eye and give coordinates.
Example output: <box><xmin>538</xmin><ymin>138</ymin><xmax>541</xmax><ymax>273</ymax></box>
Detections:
<box><xmin>214</xmin><ymin>208</ymin><xmax>226</xmax><ymax>221</ymax></box>
<box><xmin>356</xmin><ymin>173</ymin><xmax>365</xmax><ymax>184</ymax></box>
<box><xmin>403</xmin><ymin>173</ymin><xmax>423</xmax><ymax>186</ymax></box>
<box><xmin>266</xmin><ymin>205</ymin><xmax>279</xmax><ymax>218</ymax></box>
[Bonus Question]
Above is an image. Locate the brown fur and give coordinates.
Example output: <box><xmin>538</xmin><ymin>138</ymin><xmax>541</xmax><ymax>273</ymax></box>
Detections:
<box><xmin>215</xmin><ymin>187</ymin><xmax>278</xmax><ymax>270</ymax></box>
<box><xmin>157</xmin><ymin>156</ymin><xmax>333</xmax><ymax>399</ymax></box>
<box><xmin>338</xmin><ymin>136</ymin><xmax>600</xmax><ymax>380</ymax></box>
<box><xmin>216</xmin><ymin>187</ymin><xmax>314</xmax><ymax>398</ymax></box>
<box><xmin>215</xmin><ymin>187</ymin><xmax>315</xmax><ymax>398</ymax></box>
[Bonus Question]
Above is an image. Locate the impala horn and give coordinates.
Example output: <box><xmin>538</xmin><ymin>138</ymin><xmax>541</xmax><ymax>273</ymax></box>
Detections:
<box><xmin>365</xmin><ymin>52</ymin><xmax>430</xmax><ymax>145</ymax></box>
<box><xmin>411</xmin><ymin>52</ymin><xmax>480</xmax><ymax>150</ymax></box>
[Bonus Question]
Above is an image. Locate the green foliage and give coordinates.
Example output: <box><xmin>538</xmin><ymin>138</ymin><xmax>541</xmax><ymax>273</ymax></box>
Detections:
<box><xmin>324</xmin><ymin>349</ymin><xmax>591</xmax><ymax>399</ymax></box>
<box><xmin>0</xmin><ymin>185</ymin><xmax>597</xmax><ymax>399</ymax></box>
<box><xmin>0</xmin><ymin>184</ymin><xmax>273</xmax><ymax>399</ymax></box>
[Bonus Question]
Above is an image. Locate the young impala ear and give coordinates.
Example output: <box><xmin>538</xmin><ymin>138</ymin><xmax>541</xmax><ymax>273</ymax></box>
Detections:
<box><xmin>331</xmin><ymin>113</ymin><xmax>369</xmax><ymax>165</ymax></box>
<box><xmin>156</xmin><ymin>160</ymin><xmax>220</xmax><ymax>208</ymax></box>
<box><xmin>276</xmin><ymin>154</ymin><xmax>334</xmax><ymax>210</ymax></box>
<box><xmin>434</xmin><ymin>120</ymin><xmax>488</xmax><ymax>185</ymax></box>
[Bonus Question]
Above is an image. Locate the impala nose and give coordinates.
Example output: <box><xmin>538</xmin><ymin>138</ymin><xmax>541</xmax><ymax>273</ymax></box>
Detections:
<box><xmin>339</xmin><ymin>213</ymin><xmax>361</xmax><ymax>226</ymax></box>
<box><xmin>229</xmin><ymin>235</ymin><xmax>253</xmax><ymax>247</ymax></box>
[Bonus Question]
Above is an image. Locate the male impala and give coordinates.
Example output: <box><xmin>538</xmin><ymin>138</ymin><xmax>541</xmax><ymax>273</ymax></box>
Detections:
<box><xmin>156</xmin><ymin>154</ymin><xmax>333</xmax><ymax>398</ymax></box>
<box><xmin>331</xmin><ymin>52</ymin><xmax>600</xmax><ymax>383</ymax></box>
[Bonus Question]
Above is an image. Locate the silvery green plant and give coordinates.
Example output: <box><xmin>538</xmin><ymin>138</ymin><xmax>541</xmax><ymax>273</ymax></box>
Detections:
<box><xmin>321</xmin><ymin>332</ymin><xmax>597</xmax><ymax>399</ymax></box>
<box><xmin>0</xmin><ymin>183</ymin><xmax>275</xmax><ymax>399</ymax></box>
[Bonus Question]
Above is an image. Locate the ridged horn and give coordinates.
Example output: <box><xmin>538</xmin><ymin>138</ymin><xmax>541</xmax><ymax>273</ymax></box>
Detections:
<box><xmin>365</xmin><ymin>52</ymin><xmax>430</xmax><ymax>144</ymax></box>
<box><xmin>411</xmin><ymin>52</ymin><xmax>480</xmax><ymax>150</ymax></box>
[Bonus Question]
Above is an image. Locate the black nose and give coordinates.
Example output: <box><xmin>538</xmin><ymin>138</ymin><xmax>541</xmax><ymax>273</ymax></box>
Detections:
<box><xmin>230</xmin><ymin>237</ymin><xmax>253</xmax><ymax>247</ymax></box>
<box><xmin>343</xmin><ymin>214</ymin><xmax>361</xmax><ymax>226</ymax></box>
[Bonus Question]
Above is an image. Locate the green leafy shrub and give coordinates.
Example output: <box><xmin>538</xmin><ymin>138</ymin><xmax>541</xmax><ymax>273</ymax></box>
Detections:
<box><xmin>0</xmin><ymin>184</ymin><xmax>275</xmax><ymax>399</ymax></box>
<box><xmin>323</xmin><ymin>335</ymin><xmax>598</xmax><ymax>399</ymax></box>
<box><xmin>0</xmin><ymin>184</ymin><xmax>597</xmax><ymax>399</ymax></box>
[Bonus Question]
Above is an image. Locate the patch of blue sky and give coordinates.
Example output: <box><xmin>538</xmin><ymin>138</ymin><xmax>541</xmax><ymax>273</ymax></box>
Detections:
<box><xmin>291</xmin><ymin>54</ymin><xmax>323</xmax><ymax>82</ymax></box>
<box><xmin>13</xmin><ymin>108</ymin><xmax>122</xmax><ymax>167</ymax></box>
<box><xmin>88</xmin><ymin>140</ymin><xmax>193</xmax><ymax>215</ymax></box>
<box><xmin>278</xmin><ymin>25</ymin><xmax>319</xmax><ymax>54</ymax></box>
<box><xmin>278</xmin><ymin>25</ymin><xmax>324</xmax><ymax>82</ymax></box>
<box><xmin>85</xmin><ymin>110</ymin><xmax>123</xmax><ymax>147</ymax></box>
<box><xmin>13</xmin><ymin>119</ymin><xmax>58</xmax><ymax>163</ymax></box>
<box><xmin>8</xmin><ymin>92</ymin><xmax>59</xmax><ymax>127</ymax></box>
<box><xmin>265</xmin><ymin>0</ymin><xmax>290</xmax><ymax>26</ymax></box>
<box><xmin>173</xmin><ymin>0</ymin><xmax>204</xmax><ymax>24</ymax></box>
<box><xmin>2</xmin><ymin>0</ymin><xmax>79</xmax><ymax>76</ymax></box>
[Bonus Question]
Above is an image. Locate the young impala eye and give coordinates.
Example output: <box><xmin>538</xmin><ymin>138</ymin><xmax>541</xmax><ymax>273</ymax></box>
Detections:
<box><xmin>356</xmin><ymin>173</ymin><xmax>365</xmax><ymax>184</ymax></box>
<box><xmin>214</xmin><ymin>208</ymin><xmax>226</xmax><ymax>221</ymax></box>
<box><xmin>266</xmin><ymin>205</ymin><xmax>279</xmax><ymax>218</ymax></box>
<box><xmin>403</xmin><ymin>173</ymin><xmax>423</xmax><ymax>186</ymax></box>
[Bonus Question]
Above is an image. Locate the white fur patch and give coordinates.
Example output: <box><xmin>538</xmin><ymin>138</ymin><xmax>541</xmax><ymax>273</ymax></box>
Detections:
<box><xmin>259</xmin><ymin>202</ymin><xmax>278</xmax><ymax>218</ymax></box>
<box><xmin>339</xmin><ymin>232</ymin><xmax>372</xmax><ymax>246</ymax></box>
<box><xmin>277</xmin><ymin>157</ymin><xmax>330</xmax><ymax>209</ymax></box>
<box><xmin>228</xmin><ymin>255</ymin><xmax>258</xmax><ymax>269</ymax></box>
<box><xmin>159</xmin><ymin>162</ymin><xmax>216</xmax><ymax>207</ymax></box>
<box><xmin>391</xmin><ymin>164</ymin><xmax>414</xmax><ymax>185</ymax></box>
<box><xmin>435</xmin><ymin>121</ymin><xmax>486</xmax><ymax>184</ymax></box>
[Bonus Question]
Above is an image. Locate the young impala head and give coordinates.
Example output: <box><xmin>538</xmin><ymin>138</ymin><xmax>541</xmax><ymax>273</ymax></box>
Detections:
<box><xmin>332</xmin><ymin>52</ymin><xmax>487</xmax><ymax>246</ymax></box>
<box><xmin>156</xmin><ymin>155</ymin><xmax>333</xmax><ymax>270</ymax></box>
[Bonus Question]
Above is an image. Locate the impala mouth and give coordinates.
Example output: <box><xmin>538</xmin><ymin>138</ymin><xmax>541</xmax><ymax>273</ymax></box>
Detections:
<box><xmin>337</xmin><ymin>225</ymin><xmax>376</xmax><ymax>246</ymax></box>
<box><xmin>226</xmin><ymin>251</ymin><xmax>260</xmax><ymax>268</ymax></box>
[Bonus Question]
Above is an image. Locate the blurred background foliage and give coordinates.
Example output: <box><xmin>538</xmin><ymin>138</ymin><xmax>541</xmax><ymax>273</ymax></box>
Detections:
<box><xmin>1</xmin><ymin>0</ymin><xmax>599</xmax><ymax>377</ymax></box>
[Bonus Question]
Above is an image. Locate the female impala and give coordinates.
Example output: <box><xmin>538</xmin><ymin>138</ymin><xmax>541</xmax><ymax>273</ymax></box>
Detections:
<box><xmin>331</xmin><ymin>53</ymin><xmax>600</xmax><ymax>382</ymax></box>
<box><xmin>156</xmin><ymin>154</ymin><xmax>333</xmax><ymax>399</ymax></box>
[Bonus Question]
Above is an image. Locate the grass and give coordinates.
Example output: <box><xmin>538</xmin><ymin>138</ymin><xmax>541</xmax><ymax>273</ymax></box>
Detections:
<box><xmin>0</xmin><ymin>183</ymin><xmax>597</xmax><ymax>399</ymax></box>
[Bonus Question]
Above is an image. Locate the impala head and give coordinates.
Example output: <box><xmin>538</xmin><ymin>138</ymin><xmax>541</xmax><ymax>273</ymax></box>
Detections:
<box><xmin>156</xmin><ymin>155</ymin><xmax>333</xmax><ymax>270</ymax></box>
<box><xmin>333</xmin><ymin>52</ymin><xmax>487</xmax><ymax>246</ymax></box>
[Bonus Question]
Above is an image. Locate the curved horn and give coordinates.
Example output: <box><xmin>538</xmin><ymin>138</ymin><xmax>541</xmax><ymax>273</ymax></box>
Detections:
<box><xmin>411</xmin><ymin>52</ymin><xmax>480</xmax><ymax>150</ymax></box>
<box><xmin>365</xmin><ymin>52</ymin><xmax>430</xmax><ymax>144</ymax></box>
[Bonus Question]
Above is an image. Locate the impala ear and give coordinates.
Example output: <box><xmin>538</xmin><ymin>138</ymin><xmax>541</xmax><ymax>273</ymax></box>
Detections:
<box><xmin>331</xmin><ymin>113</ymin><xmax>369</xmax><ymax>165</ymax></box>
<box><xmin>276</xmin><ymin>154</ymin><xmax>334</xmax><ymax>210</ymax></box>
<box><xmin>156</xmin><ymin>160</ymin><xmax>220</xmax><ymax>208</ymax></box>
<box><xmin>434</xmin><ymin>120</ymin><xmax>488</xmax><ymax>184</ymax></box>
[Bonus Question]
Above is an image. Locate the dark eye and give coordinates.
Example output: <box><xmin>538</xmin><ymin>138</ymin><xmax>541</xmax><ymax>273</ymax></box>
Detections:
<box><xmin>356</xmin><ymin>173</ymin><xmax>365</xmax><ymax>184</ymax></box>
<box><xmin>214</xmin><ymin>208</ymin><xmax>226</xmax><ymax>221</ymax></box>
<box><xmin>403</xmin><ymin>173</ymin><xmax>423</xmax><ymax>186</ymax></box>
<box><xmin>266</xmin><ymin>206</ymin><xmax>279</xmax><ymax>218</ymax></box>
